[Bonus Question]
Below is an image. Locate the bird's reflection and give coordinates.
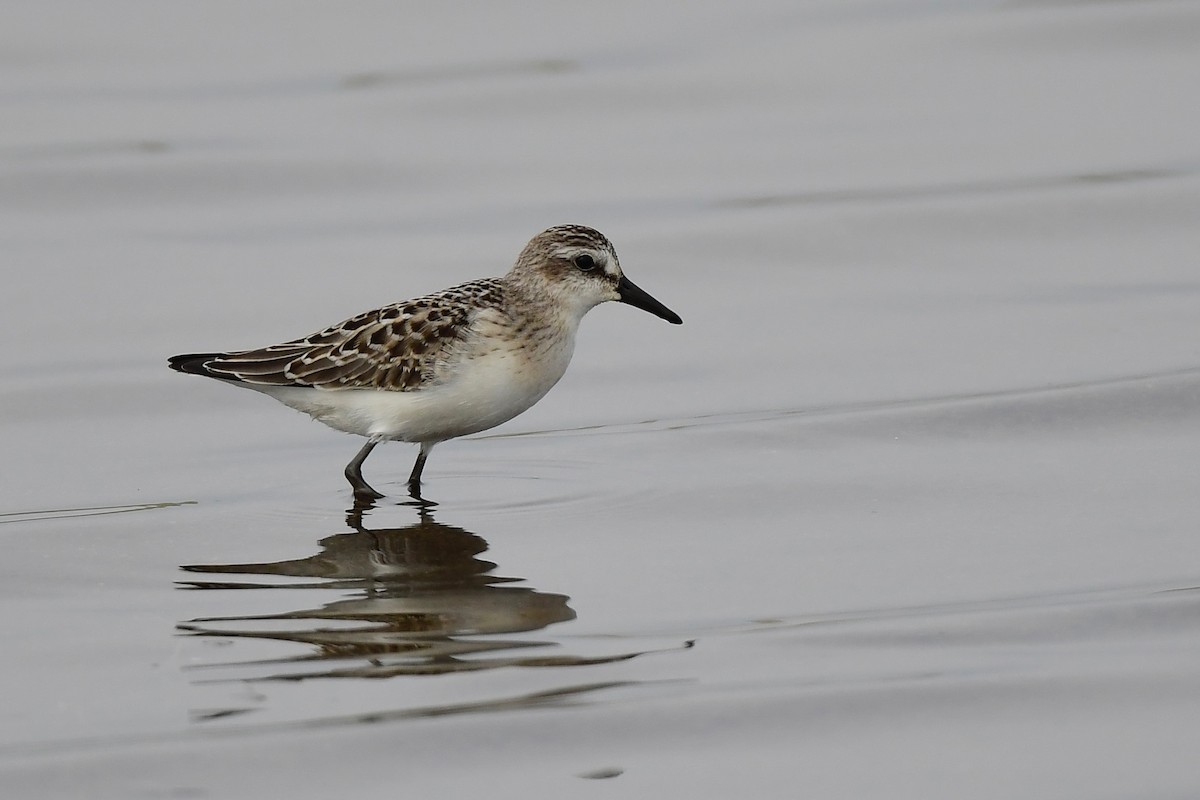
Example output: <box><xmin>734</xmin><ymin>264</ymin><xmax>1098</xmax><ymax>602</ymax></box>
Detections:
<box><xmin>176</xmin><ymin>499</ymin><xmax>628</xmax><ymax>681</ymax></box>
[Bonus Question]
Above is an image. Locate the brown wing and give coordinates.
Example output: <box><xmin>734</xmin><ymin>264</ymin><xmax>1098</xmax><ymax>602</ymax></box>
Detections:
<box><xmin>198</xmin><ymin>279</ymin><xmax>506</xmax><ymax>391</ymax></box>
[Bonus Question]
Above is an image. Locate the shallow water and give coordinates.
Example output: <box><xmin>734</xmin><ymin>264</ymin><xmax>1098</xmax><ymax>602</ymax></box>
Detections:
<box><xmin>3</xmin><ymin>0</ymin><xmax>1200</xmax><ymax>797</ymax></box>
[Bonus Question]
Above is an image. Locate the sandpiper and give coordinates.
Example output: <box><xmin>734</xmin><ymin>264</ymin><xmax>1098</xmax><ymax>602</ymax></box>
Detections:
<box><xmin>169</xmin><ymin>225</ymin><xmax>682</xmax><ymax>501</ymax></box>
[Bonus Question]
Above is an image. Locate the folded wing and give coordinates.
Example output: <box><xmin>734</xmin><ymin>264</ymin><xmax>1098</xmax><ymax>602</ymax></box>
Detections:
<box><xmin>169</xmin><ymin>279</ymin><xmax>505</xmax><ymax>392</ymax></box>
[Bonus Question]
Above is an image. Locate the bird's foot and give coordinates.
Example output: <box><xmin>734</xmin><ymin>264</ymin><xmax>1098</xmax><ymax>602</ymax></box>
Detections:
<box><xmin>352</xmin><ymin>486</ymin><xmax>385</xmax><ymax>501</ymax></box>
<box><xmin>405</xmin><ymin>480</ymin><xmax>437</xmax><ymax>508</ymax></box>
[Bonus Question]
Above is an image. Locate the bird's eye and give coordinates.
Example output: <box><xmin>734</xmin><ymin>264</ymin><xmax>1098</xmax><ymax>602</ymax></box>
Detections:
<box><xmin>573</xmin><ymin>253</ymin><xmax>596</xmax><ymax>271</ymax></box>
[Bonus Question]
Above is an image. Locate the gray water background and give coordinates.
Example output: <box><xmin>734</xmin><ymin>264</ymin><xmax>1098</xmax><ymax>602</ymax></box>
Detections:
<box><xmin>2</xmin><ymin>1</ymin><xmax>1199</xmax><ymax>797</ymax></box>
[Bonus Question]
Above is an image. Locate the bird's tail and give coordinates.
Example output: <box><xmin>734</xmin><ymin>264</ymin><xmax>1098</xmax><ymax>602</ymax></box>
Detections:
<box><xmin>167</xmin><ymin>353</ymin><xmax>227</xmax><ymax>377</ymax></box>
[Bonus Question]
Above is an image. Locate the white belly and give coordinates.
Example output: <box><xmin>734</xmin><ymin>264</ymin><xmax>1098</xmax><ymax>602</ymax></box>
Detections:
<box><xmin>247</xmin><ymin>334</ymin><xmax>575</xmax><ymax>444</ymax></box>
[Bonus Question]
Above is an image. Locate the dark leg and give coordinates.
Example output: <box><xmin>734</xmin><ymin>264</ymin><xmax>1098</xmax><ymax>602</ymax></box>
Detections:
<box><xmin>407</xmin><ymin>442</ymin><xmax>434</xmax><ymax>500</ymax></box>
<box><xmin>345</xmin><ymin>438</ymin><xmax>384</xmax><ymax>500</ymax></box>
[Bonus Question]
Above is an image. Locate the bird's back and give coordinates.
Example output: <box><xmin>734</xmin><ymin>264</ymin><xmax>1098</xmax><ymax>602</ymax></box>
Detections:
<box><xmin>169</xmin><ymin>278</ymin><xmax>509</xmax><ymax>392</ymax></box>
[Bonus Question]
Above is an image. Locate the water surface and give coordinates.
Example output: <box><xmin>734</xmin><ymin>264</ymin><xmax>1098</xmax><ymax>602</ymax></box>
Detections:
<box><xmin>2</xmin><ymin>0</ymin><xmax>1200</xmax><ymax>797</ymax></box>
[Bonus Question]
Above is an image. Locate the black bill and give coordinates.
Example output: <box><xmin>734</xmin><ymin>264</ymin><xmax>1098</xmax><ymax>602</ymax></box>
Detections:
<box><xmin>617</xmin><ymin>275</ymin><xmax>683</xmax><ymax>324</ymax></box>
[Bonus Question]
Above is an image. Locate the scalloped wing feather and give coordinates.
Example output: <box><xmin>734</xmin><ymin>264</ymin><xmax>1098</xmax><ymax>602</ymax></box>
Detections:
<box><xmin>205</xmin><ymin>279</ymin><xmax>506</xmax><ymax>391</ymax></box>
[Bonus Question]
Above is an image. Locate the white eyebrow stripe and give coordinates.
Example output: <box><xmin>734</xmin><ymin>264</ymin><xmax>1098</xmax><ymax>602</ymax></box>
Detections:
<box><xmin>553</xmin><ymin>246</ymin><xmax>599</xmax><ymax>259</ymax></box>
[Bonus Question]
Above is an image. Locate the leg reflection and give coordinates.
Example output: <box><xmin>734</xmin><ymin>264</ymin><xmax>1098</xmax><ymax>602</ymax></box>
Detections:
<box><xmin>178</xmin><ymin>501</ymin><xmax>582</xmax><ymax>680</ymax></box>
